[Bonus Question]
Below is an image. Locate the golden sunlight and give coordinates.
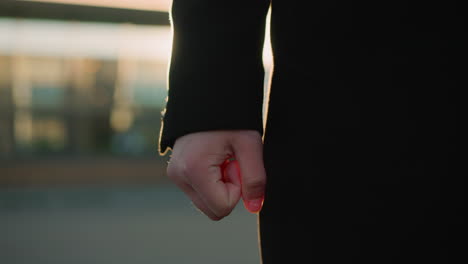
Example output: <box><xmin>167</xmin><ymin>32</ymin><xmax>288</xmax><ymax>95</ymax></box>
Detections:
<box><xmin>22</xmin><ymin>0</ymin><xmax>171</xmax><ymax>12</ymax></box>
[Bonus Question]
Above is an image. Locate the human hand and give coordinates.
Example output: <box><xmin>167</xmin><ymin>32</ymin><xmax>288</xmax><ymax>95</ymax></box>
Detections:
<box><xmin>167</xmin><ymin>130</ymin><xmax>266</xmax><ymax>220</ymax></box>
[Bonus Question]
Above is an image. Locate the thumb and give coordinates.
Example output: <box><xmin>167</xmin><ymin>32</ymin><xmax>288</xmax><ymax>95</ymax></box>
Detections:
<box><xmin>232</xmin><ymin>132</ymin><xmax>266</xmax><ymax>213</ymax></box>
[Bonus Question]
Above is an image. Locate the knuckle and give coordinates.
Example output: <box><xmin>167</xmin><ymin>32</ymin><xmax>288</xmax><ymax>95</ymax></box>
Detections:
<box><xmin>180</xmin><ymin>159</ymin><xmax>204</xmax><ymax>181</ymax></box>
<box><xmin>166</xmin><ymin>162</ymin><xmax>177</xmax><ymax>178</ymax></box>
<box><xmin>209</xmin><ymin>215</ymin><xmax>223</xmax><ymax>221</ymax></box>
<box><xmin>214</xmin><ymin>206</ymin><xmax>232</xmax><ymax>219</ymax></box>
<box><xmin>166</xmin><ymin>159</ymin><xmax>186</xmax><ymax>181</ymax></box>
<box><xmin>206</xmin><ymin>199</ymin><xmax>233</xmax><ymax>220</ymax></box>
<box><xmin>167</xmin><ymin>157</ymin><xmax>197</xmax><ymax>177</ymax></box>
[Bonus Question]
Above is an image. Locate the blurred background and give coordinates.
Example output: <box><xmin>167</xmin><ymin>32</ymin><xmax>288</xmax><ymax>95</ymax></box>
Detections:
<box><xmin>0</xmin><ymin>1</ymin><xmax>272</xmax><ymax>263</ymax></box>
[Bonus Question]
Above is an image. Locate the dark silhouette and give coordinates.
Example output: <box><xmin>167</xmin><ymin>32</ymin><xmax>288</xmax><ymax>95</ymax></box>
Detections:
<box><xmin>160</xmin><ymin>0</ymin><xmax>465</xmax><ymax>263</ymax></box>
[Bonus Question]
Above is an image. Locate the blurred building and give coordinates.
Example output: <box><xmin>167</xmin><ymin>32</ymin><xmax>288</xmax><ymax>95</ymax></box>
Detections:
<box><xmin>0</xmin><ymin>18</ymin><xmax>171</xmax><ymax>158</ymax></box>
<box><xmin>0</xmin><ymin>1</ymin><xmax>173</xmax><ymax>185</ymax></box>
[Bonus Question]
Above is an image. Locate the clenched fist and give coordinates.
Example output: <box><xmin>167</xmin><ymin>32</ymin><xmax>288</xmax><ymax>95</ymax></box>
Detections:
<box><xmin>167</xmin><ymin>130</ymin><xmax>266</xmax><ymax>220</ymax></box>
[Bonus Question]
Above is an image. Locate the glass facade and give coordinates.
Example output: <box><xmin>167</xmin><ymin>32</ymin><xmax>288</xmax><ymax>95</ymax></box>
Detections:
<box><xmin>0</xmin><ymin>18</ymin><xmax>171</xmax><ymax>158</ymax></box>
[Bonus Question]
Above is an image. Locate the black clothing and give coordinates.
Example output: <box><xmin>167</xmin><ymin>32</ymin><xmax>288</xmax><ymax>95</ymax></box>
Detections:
<box><xmin>160</xmin><ymin>1</ymin><xmax>465</xmax><ymax>263</ymax></box>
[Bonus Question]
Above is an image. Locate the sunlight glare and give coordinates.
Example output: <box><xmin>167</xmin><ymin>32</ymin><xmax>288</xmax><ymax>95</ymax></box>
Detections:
<box><xmin>21</xmin><ymin>0</ymin><xmax>171</xmax><ymax>12</ymax></box>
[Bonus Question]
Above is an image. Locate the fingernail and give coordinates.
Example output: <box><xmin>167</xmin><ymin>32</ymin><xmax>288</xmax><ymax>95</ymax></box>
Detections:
<box><xmin>244</xmin><ymin>197</ymin><xmax>264</xmax><ymax>213</ymax></box>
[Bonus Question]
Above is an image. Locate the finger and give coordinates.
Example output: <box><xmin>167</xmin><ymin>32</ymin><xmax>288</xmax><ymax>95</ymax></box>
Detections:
<box><xmin>232</xmin><ymin>132</ymin><xmax>266</xmax><ymax>213</ymax></box>
<box><xmin>189</xmin><ymin>161</ymin><xmax>241</xmax><ymax>219</ymax></box>
<box><xmin>222</xmin><ymin>159</ymin><xmax>242</xmax><ymax>201</ymax></box>
<box><xmin>221</xmin><ymin>158</ymin><xmax>241</xmax><ymax>186</ymax></box>
<box><xmin>170</xmin><ymin>173</ymin><xmax>222</xmax><ymax>220</ymax></box>
<box><xmin>182</xmin><ymin>183</ymin><xmax>223</xmax><ymax>221</ymax></box>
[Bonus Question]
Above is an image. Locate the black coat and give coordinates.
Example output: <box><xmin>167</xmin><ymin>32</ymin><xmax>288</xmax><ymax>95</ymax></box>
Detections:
<box><xmin>160</xmin><ymin>1</ymin><xmax>465</xmax><ymax>263</ymax></box>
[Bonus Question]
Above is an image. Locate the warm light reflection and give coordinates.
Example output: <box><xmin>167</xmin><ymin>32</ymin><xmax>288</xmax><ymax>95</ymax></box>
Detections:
<box><xmin>14</xmin><ymin>110</ymin><xmax>33</xmax><ymax>143</ymax></box>
<box><xmin>12</xmin><ymin>56</ymin><xmax>31</xmax><ymax>107</ymax></box>
<box><xmin>33</xmin><ymin>118</ymin><xmax>66</xmax><ymax>148</ymax></box>
<box><xmin>262</xmin><ymin>8</ymin><xmax>273</xmax><ymax>129</ymax></box>
<box><xmin>0</xmin><ymin>18</ymin><xmax>172</xmax><ymax>61</ymax></box>
<box><xmin>263</xmin><ymin>9</ymin><xmax>273</xmax><ymax>69</ymax></box>
<box><xmin>22</xmin><ymin>0</ymin><xmax>171</xmax><ymax>12</ymax></box>
<box><xmin>111</xmin><ymin>107</ymin><xmax>134</xmax><ymax>132</ymax></box>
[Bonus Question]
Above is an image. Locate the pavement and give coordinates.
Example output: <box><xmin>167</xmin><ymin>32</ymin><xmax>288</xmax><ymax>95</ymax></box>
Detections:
<box><xmin>0</xmin><ymin>184</ymin><xmax>261</xmax><ymax>264</ymax></box>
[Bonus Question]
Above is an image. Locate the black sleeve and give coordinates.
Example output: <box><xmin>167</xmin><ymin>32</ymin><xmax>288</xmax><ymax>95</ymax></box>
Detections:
<box><xmin>158</xmin><ymin>0</ymin><xmax>271</xmax><ymax>155</ymax></box>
